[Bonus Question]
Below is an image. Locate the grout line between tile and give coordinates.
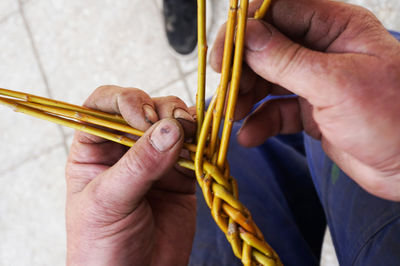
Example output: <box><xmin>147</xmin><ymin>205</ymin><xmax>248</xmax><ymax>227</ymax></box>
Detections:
<box><xmin>149</xmin><ymin>0</ymin><xmax>195</xmax><ymax>105</ymax></box>
<box><xmin>0</xmin><ymin>143</ymin><xmax>65</xmax><ymax>175</ymax></box>
<box><xmin>174</xmin><ymin>58</ymin><xmax>196</xmax><ymax>106</ymax></box>
<box><xmin>18</xmin><ymin>0</ymin><xmax>70</xmax><ymax>156</ymax></box>
<box><xmin>150</xmin><ymin>67</ymin><xmax>195</xmax><ymax>94</ymax></box>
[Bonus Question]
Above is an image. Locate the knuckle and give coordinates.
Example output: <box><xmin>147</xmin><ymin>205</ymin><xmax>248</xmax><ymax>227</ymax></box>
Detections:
<box><xmin>119</xmin><ymin>87</ymin><xmax>139</xmax><ymax>100</ymax></box>
<box><xmin>93</xmin><ymin>85</ymin><xmax>110</xmax><ymax>94</ymax></box>
<box><xmin>119</xmin><ymin>88</ymin><xmax>151</xmax><ymax>106</ymax></box>
<box><xmin>349</xmin><ymin>4</ymin><xmax>376</xmax><ymax>20</ymax></box>
<box><xmin>93</xmin><ymin>85</ymin><xmax>120</xmax><ymax>97</ymax></box>
<box><xmin>166</xmin><ymin>95</ymin><xmax>186</xmax><ymax>106</ymax></box>
<box><xmin>84</xmin><ymin>85</ymin><xmax>121</xmax><ymax>108</ymax></box>
<box><xmin>275</xmin><ymin>43</ymin><xmax>306</xmax><ymax>79</ymax></box>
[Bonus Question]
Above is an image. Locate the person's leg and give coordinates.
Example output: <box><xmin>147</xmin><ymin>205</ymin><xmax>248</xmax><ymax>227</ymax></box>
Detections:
<box><xmin>304</xmin><ymin>135</ymin><xmax>400</xmax><ymax>265</ymax></box>
<box><xmin>189</xmin><ymin>123</ymin><xmax>326</xmax><ymax>266</ymax></box>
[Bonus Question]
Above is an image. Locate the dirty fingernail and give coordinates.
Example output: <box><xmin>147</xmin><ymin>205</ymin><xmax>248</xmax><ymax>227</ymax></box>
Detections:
<box><xmin>245</xmin><ymin>19</ymin><xmax>273</xmax><ymax>52</ymax></box>
<box><xmin>173</xmin><ymin>108</ymin><xmax>195</xmax><ymax>122</ymax></box>
<box><xmin>150</xmin><ymin>119</ymin><xmax>181</xmax><ymax>152</ymax></box>
<box><xmin>142</xmin><ymin>104</ymin><xmax>158</xmax><ymax>124</ymax></box>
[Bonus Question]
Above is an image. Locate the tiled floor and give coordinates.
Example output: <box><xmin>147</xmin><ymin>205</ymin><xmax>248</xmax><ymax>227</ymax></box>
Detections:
<box><xmin>0</xmin><ymin>0</ymin><xmax>399</xmax><ymax>265</ymax></box>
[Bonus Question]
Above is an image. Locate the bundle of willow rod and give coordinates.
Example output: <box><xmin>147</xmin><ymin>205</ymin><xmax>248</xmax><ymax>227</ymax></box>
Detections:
<box><xmin>0</xmin><ymin>0</ymin><xmax>282</xmax><ymax>265</ymax></box>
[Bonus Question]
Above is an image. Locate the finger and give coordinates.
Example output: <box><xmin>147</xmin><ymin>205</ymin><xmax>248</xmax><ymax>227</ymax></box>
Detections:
<box><xmin>153</xmin><ymin>96</ymin><xmax>196</xmax><ymax>141</ymax></box>
<box><xmin>210</xmin><ymin>0</ymin><xmax>338</xmax><ymax>72</ymax></box>
<box><xmin>84</xmin><ymin>85</ymin><xmax>159</xmax><ymax>131</ymax></box>
<box><xmin>66</xmin><ymin>132</ymin><xmax>130</xmax><ymax>194</ymax></box>
<box><xmin>239</xmin><ymin>63</ymin><xmax>258</xmax><ymax>95</ymax></box>
<box><xmin>261</xmin><ymin>0</ymin><xmax>342</xmax><ymax>50</ymax></box>
<box><xmin>209</xmin><ymin>0</ymin><xmax>271</xmax><ymax>73</ymax></box>
<box><xmin>233</xmin><ymin>75</ymin><xmax>268</xmax><ymax>121</ymax></box>
<box><xmin>68</xmin><ymin>132</ymin><xmax>128</xmax><ymax>165</ymax></box>
<box><xmin>244</xmin><ymin>19</ymin><xmax>358</xmax><ymax>107</ymax></box>
<box><xmin>234</xmin><ymin>76</ymin><xmax>292</xmax><ymax>121</ymax></box>
<box><xmin>68</xmin><ymin>86</ymin><xmax>157</xmax><ymax>165</ymax></box>
<box><xmin>237</xmin><ymin>98</ymin><xmax>302</xmax><ymax>147</ymax></box>
<box><xmin>84</xmin><ymin>118</ymin><xmax>184</xmax><ymax>214</ymax></box>
<box><xmin>252</xmin><ymin>0</ymin><xmax>389</xmax><ymax>53</ymax></box>
<box><xmin>210</xmin><ymin>0</ymin><xmax>271</xmax><ymax>73</ymax></box>
<box><xmin>187</xmin><ymin>106</ymin><xmax>197</xmax><ymax>118</ymax></box>
<box><xmin>210</xmin><ymin>22</ymin><xmax>227</xmax><ymax>73</ymax></box>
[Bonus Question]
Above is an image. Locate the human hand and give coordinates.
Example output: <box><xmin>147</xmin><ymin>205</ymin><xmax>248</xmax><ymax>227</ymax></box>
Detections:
<box><xmin>65</xmin><ymin>86</ymin><xmax>196</xmax><ymax>265</ymax></box>
<box><xmin>210</xmin><ymin>0</ymin><xmax>400</xmax><ymax>201</ymax></box>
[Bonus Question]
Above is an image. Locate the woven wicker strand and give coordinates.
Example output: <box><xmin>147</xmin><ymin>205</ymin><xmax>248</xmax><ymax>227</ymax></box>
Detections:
<box><xmin>194</xmin><ymin>0</ymin><xmax>282</xmax><ymax>265</ymax></box>
<box><xmin>0</xmin><ymin>0</ymin><xmax>282</xmax><ymax>265</ymax></box>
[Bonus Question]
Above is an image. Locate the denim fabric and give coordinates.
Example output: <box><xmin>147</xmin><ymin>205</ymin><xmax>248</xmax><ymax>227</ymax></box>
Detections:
<box><xmin>304</xmin><ymin>136</ymin><xmax>400</xmax><ymax>266</ymax></box>
<box><xmin>189</xmin><ymin>125</ymin><xmax>324</xmax><ymax>266</ymax></box>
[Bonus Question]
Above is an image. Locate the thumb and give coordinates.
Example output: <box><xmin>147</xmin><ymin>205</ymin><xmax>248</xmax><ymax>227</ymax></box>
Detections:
<box><xmin>244</xmin><ymin>19</ymin><xmax>348</xmax><ymax>106</ymax></box>
<box><xmin>87</xmin><ymin>118</ymin><xmax>184</xmax><ymax>214</ymax></box>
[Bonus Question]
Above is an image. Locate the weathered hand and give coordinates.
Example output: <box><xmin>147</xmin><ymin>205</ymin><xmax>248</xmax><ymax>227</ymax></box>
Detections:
<box><xmin>211</xmin><ymin>0</ymin><xmax>400</xmax><ymax>201</ymax></box>
<box><xmin>65</xmin><ymin>86</ymin><xmax>196</xmax><ymax>265</ymax></box>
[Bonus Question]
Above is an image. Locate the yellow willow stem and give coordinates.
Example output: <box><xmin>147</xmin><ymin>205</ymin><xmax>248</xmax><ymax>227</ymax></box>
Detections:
<box><xmin>226</xmin><ymin>172</ymin><xmax>241</xmax><ymax>258</ymax></box>
<box><xmin>194</xmin><ymin>96</ymin><xmax>217</xmax><ymax>188</ymax></box>
<box><xmin>209</xmin><ymin>0</ymin><xmax>238</xmax><ymax>158</ymax></box>
<box><xmin>242</xmin><ymin>242</ymin><xmax>252</xmax><ymax>266</ymax></box>
<box><xmin>253</xmin><ymin>250</ymin><xmax>278</xmax><ymax>266</ymax></box>
<box><xmin>217</xmin><ymin>0</ymin><xmax>249</xmax><ymax>169</ymax></box>
<box><xmin>0</xmin><ymin>95</ymin><xmax>197</xmax><ymax>153</ymax></box>
<box><xmin>13</xmin><ymin>98</ymin><xmax>144</xmax><ymax>137</ymax></box>
<box><xmin>212</xmin><ymin>183</ymin><xmax>244</xmax><ymax>212</ymax></box>
<box><xmin>254</xmin><ymin>0</ymin><xmax>272</xmax><ymax>19</ymax></box>
<box><xmin>0</xmin><ymin>88</ymin><xmax>127</xmax><ymax>124</ymax></box>
<box><xmin>239</xmin><ymin>230</ymin><xmax>274</xmax><ymax>258</ymax></box>
<box><xmin>226</xmin><ymin>219</ymin><xmax>242</xmax><ymax>259</ymax></box>
<box><xmin>0</xmin><ymin>96</ymin><xmax>197</xmax><ymax>168</ymax></box>
<box><xmin>221</xmin><ymin>203</ymin><xmax>255</xmax><ymax>233</ymax></box>
<box><xmin>196</xmin><ymin>0</ymin><xmax>207</xmax><ymax>139</ymax></box>
<box><xmin>0</xmin><ymin>97</ymin><xmax>137</xmax><ymax>147</ymax></box>
<box><xmin>211</xmin><ymin>198</ymin><xmax>228</xmax><ymax>233</ymax></box>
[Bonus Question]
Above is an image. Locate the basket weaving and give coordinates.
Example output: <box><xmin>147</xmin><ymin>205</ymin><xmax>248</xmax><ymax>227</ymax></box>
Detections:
<box><xmin>0</xmin><ymin>0</ymin><xmax>282</xmax><ymax>265</ymax></box>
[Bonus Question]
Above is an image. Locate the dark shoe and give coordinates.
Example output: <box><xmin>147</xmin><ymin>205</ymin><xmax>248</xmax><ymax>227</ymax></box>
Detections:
<box><xmin>163</xmin><ymin>0</ymin><xmax>198</xmax><ymax>57</ymax></box>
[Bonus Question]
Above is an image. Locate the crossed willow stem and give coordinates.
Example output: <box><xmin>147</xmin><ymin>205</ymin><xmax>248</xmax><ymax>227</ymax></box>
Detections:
<box><xmin>0</xmin><ymin>0</ymin><xmax>282</xmax><ymax>265</ymax></box>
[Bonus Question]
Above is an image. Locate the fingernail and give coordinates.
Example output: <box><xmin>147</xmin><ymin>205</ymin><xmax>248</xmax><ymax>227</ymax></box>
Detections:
<box><xmin>245</xmin><ymin>19</ymin><xmax>273</xmax><ymax>52</ymax></box>
<box><xmin>173</xmin><ymin>108</ymin><xmax>195</xmax><ymax>122</ymax></box>
<box><xmin>142</xmin><ymin>104</ymin><xmax>158</xmax><ymax>124</ymax></box>
<box><xmin>150</xmin><ymin>119</ymin><xmax>181</xmax><ymax>152</ymax></box>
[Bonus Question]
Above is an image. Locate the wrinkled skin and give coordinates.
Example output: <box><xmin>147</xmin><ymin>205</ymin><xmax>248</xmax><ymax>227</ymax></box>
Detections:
<box><xmin>65</xmin><ymin>0</ymin><xmax>400</xmax><ymax>265</ymax></box>
<box><xmin>66</xmin><ymin>86</ymin><xmax>197</xmax><ymax>266</ymax></box>
<box><xmin>210</xmin><ymin>0</ymin><xmax>400</xmax><ymax>201</ymax></box>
